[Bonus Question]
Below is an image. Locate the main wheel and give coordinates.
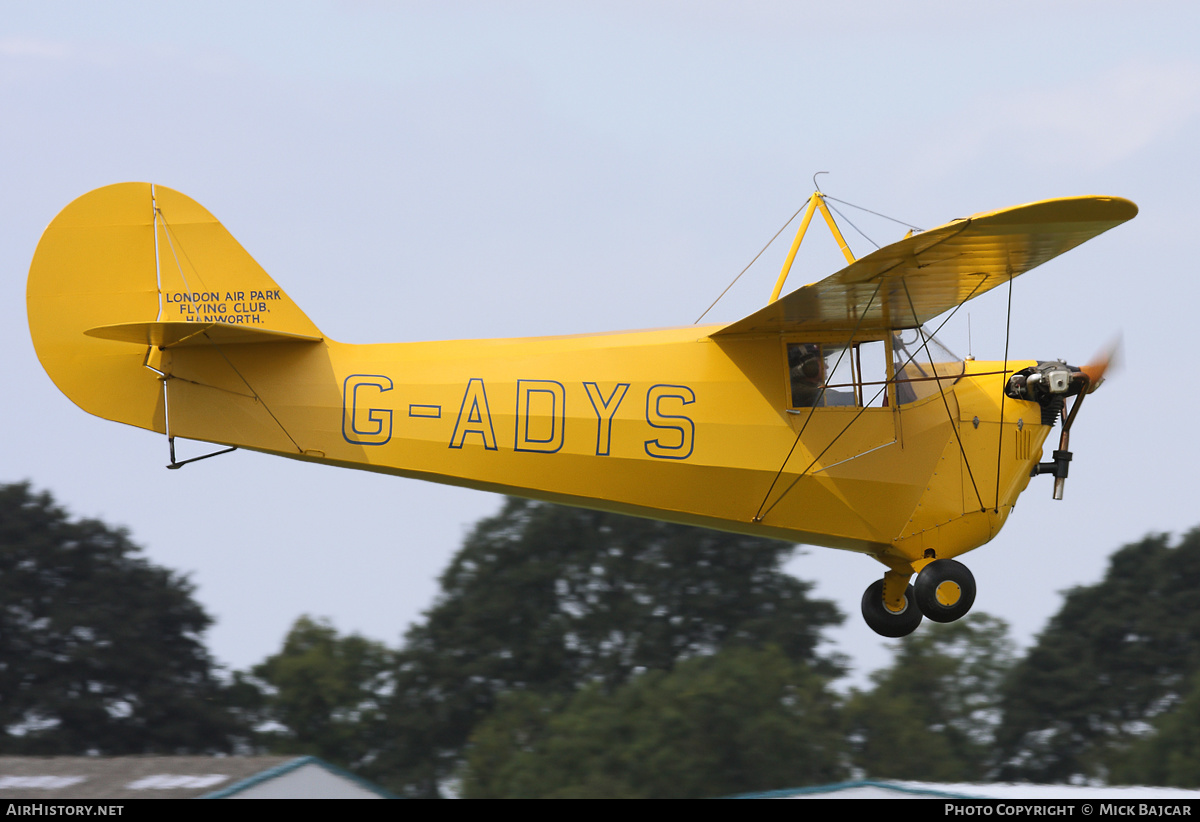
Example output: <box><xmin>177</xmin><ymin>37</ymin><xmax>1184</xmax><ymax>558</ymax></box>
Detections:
<box><xmin>861</xmin><ymin>579</ymin><xmax>923</xmax><ymax>638</ymax></box>
<box><xmin>914</xmin><ymin>559</ymin><xmax>976</xmax><ymax>623</ymax></box>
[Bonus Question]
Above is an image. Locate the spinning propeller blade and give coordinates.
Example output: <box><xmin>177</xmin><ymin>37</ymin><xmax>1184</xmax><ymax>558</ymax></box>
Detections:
<box><xmin>1079</xmin><ymin>336</ymin><xmax>1121</xmax><ymax>393</ymax></box>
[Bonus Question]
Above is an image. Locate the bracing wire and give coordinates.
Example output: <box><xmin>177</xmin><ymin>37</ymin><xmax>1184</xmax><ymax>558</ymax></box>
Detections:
<box><xmin>694</xmin><ymin>200</ymin><xmax>809</xmax><ymax>324</ymax></box>
<box><xmin>901</xmin><ymin>278</ymin><xmax>985</xmax><ymax>512</ymax></box>
<box><xmin>153</xmin><ymin>208</ymin><xmax>305</xmax><ymax>457</ymax></box>
<box><xmin>994</xmin><ymin>269</ymin><xmax>1015</xmax><ymax>512</ymax></box>
<box><xmin>821</xmin><ymin>195</ymin><xmax>924</xmax><ymax>231</ymax></box>
<box><xmin>157</xmin><ymin>211</ymin><xmax>197</xmax><ymax>294</ymax></box>
<box><xmin>823</xmin><ymin>200</ymin><xmax>879</xmax><ymax>251</ymax></box>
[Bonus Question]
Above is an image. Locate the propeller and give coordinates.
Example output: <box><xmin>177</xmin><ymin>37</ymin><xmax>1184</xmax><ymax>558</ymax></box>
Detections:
<box><xmin>1079</xmin><ymin>335</ymin><xmax>1122</xmax><ymax>394</ymax></box>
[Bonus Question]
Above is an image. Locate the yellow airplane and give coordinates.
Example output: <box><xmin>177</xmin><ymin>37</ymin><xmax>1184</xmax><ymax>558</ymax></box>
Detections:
<box><xmin>26</xmin><ymin>183</ymin><xmax>1136</xmax><ymax>637</ymax></box>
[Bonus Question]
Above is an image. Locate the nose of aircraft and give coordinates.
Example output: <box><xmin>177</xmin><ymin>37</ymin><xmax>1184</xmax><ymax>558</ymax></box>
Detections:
<box><xmin>1004</xmin><ymin>339</ymin><xmax>1119</xmax><ymax>501</ymax></box>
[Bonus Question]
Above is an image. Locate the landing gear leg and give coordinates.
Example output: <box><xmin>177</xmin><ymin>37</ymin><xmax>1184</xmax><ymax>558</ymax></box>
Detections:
<box><xmin>914</xmin><ymin>559</ymin><xmax>976</xmax><ymax>623</ymax></box>
<box><xmin>861</xmin><ymin>571</ymin><xmax>923</xmax><ymax>638</ymax></box>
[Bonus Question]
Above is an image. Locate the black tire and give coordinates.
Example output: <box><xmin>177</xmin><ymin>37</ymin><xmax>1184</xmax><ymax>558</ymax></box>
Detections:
<box><xmin>861</xmin><ymin>579</ymin><xmax>923</xmax><ymax>638</ymax></box>
<box><xmin>914</xmin><ymin>559</ymin><xmax>976</xmax><ymax>623</ymax></box>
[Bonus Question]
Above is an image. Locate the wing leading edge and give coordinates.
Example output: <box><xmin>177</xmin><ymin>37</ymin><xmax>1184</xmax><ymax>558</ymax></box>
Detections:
<box><xmin>713</xmin><ymin>196</ymin><xmax>1138</xmax><ymax>338</ymax></box>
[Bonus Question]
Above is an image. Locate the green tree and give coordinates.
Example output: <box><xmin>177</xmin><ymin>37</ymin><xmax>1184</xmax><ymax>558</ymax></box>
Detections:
<box><xmin>0</xmin><ymin>482</ymin><xmax>247</xmax><ymax>754</ymax></box>
<box><xmin>380</xmin><ymin>497</ymin><xmax>843</xmax><ymax>796</ymax></box>
<box><xmin>993</xmin><ymin>530</ymin><xmax>1200</xmax><ymax>783</ymax></box>
<box><xmin>461</xmin><ymin>645</ymin><xmax>848</xmax><ymax>798</ymax></box>
<box><xmin>1111</xmin><ymin>673</ymin><xmax>1200</xmax><ymax>788</ymax></box>
<box><xmin>249</xmin><ymin>616</ymin><xmax>395</xmax><ymax>778</ymax></box>
<box><xmin>845</xmin><ymin>613</ymin><xmax>1015</xmax><ymax>781</ymax></box>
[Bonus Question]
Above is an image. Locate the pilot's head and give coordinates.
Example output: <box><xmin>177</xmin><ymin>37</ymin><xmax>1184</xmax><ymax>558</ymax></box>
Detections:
<box><xmin>789</xmin><ymin>344</ymin><xmax>822</xmax><ymax>379</ymax></box>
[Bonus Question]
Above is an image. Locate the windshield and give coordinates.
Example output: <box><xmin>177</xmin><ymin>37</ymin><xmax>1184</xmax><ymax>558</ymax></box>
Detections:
<box><xmin>891</xmin><ymin>327</ymin><xmax>964</xmax><ymax>404</ymax></box>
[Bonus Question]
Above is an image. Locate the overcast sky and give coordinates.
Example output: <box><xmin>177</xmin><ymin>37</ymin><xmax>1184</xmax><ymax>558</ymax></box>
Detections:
<box><xmin>5</xmin><ymin>1</ymin><xmax>1199</xmax><ymax>686</ymax></box>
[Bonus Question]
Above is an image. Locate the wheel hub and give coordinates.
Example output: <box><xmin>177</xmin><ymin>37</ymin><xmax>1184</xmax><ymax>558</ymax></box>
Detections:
<box><xmin>935</xmin><ymin>580</ymin><xmax>962</xmax><ymax>607</ymax></box>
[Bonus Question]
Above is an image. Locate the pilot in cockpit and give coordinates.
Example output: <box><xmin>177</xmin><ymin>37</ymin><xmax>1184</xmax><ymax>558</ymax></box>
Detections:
<box><xmin>789</xmin><ymin>344</ymin><xmax>824</xmax><ymax>407</ymax></box>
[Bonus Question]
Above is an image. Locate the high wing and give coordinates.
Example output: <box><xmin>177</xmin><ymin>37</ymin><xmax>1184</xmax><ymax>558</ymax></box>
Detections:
<box><xmin>713</xmin><ymin>196</ymin><xmax>1138</xmax><ymax>337</ymax></box>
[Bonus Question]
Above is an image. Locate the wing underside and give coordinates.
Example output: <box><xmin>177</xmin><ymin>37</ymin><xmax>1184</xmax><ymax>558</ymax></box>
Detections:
<box><xmin>713</xmin><ymin>196</ymin><xmax>1138</xmax><ymax>338</ymax></box>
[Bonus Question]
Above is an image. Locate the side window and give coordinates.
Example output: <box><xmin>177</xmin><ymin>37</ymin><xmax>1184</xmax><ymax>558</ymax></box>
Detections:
<box><xmin>788</xmin><ymin>342</ymin><xmax>888</xmax><ymax>408</ymax></box>
<box><xmin>857</xmin><ymin>340</ymin><xmax>888</xmax><ymax>407</ymax></box>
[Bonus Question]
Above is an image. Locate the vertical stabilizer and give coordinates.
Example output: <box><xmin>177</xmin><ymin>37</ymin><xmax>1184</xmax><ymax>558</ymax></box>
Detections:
<box><xmin>27</xmin><ymin>183</ymin><xmax>323</xmax><ymax>434</ymax></box>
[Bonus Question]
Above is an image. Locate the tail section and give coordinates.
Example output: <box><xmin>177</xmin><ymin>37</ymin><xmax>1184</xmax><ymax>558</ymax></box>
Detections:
<box><xmin>28</xmin><ymin>183</ymin><xmax>324</xmax><ymax>441</ymax></box>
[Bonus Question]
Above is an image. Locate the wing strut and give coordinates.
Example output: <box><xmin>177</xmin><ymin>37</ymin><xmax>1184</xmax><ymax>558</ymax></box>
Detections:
<box><xmin>768</xmin><ymin>190</ymin><xmax>856</xmax><ymax>303</ymax></box>
<box><xmin>694</xmin><ymin>185</ymin><xmax>863</xmax><ymax>325</ymax></box>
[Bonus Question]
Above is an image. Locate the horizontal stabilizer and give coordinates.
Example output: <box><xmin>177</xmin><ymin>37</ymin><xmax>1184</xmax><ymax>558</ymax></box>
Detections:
<box><xmin>86</xmin><ymin>321</ymin><xmax>322</xmax><ymax>348</ymax></box>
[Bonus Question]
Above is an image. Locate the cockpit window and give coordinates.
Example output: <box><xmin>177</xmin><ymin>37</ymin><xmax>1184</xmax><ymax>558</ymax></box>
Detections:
<box><xmin>788</xmin><ymin>341</ymin><xmax>887</xmax><ymax>408</ymax></box>
<box><xmin>788</xmin><ymin>332</ymin><xmax>962</xmax><ymax>409</ymax></box>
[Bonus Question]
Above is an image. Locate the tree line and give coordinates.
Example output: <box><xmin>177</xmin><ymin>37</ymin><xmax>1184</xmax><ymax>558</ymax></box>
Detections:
<box><xmin>2</xmin><ymin>482</ymin><xmax>1199</xmax><ymax>796</ymax></box>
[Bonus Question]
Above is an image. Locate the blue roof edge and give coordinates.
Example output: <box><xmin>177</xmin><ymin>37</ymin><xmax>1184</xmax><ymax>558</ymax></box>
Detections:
<box><xmin>199</xmin><ymin>756</ymin><xmax>400</xmax><ymax>799</ymax></box>
<box><xmin>727</xmin><ymin>779</ymin><xmax>979</xmax><ymax>799</ymax></box>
